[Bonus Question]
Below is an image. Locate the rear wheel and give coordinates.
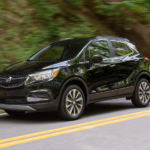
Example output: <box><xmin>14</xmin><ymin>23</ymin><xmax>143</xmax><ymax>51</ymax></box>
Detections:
<box><xmin>5</xmin><ymin>110</ymin><xmax>26</xmax><ymax>116</ymax></box>
<box><xmin>58</xmin><ymin>85</ymin><xmax>85</xmax><ymax>120</ymax></box>
<box><xmin>131</xmin><ymin>78</ymin><xmax>150</xmax><ymax>107</ymax></box>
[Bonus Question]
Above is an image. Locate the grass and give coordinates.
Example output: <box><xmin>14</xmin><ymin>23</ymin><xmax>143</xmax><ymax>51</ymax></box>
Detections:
<box><xmin>0</xmin><ymin>109</ymin><xmax>5</xmax><ymax>114</ymax></box>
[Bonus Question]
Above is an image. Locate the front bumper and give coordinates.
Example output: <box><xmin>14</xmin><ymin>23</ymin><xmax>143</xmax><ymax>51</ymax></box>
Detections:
<box><xmin>0</xmin><ymin>86</ymin><xmax>59</xmax><ymax>112</ymax></box>
<box><xmin>0</xmin><ymin>104</ymin><xmax>36</xmax><ymax>111</ymax></box>
<box><xmin>0</xmin><ymin>101</ymin><xmax>59</xmax><ymax>112</ymax></box>
<box><xmin>0</xmin><ymin>71</ymin><xmax>64</xmax><ymax>112</ymax></box>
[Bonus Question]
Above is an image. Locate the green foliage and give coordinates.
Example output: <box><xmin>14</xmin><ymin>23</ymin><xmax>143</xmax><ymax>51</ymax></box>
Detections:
<box><xmin>64</xmin><ymin>0</ymin><xmax>83</xmax><ymax>6</ymax></box>
<box><xmin>94</xmin><ymin>0</ymin><xmax>122</xmax><ymax>16</ymax></box>
<box><xmin>29</xmin><ymin>0</ymin><xmax>58</xmax><ymax>19</ymax></box>
<box><xmin>112</xmin><ymin>0</ymin><xmax>150</xmax><ymax>23</ymax></box>
<box><xmin>94</xmin><ymin>0</ymin><xmax>150</xmax><ymax>23</ymax></box>
<box><xmin>0</xmin><ymin>1</ymin><xmax>5</xmax><ymax>25</ymax></box>
<box><xmin>0</xmin><ymin>0</ymin><xmax>96</xmax><ymax>71</ymax></box>
<box><xmin>5</xmin><ymin>28</ymin><xmax>17</xmax><ymax>39</ymax></box>
<box><xmin>0</xmin><ymin>109</ymin><xmax>4</xmax><ymax>114</ymax></box>
<box><xmin>145</xmin><ymin>0</ymin><xmax>150</xmax><ymax>8</ymax></box>
<box><xmin>2</xmin><ymin>0</ymin><xmax>150</xmax><ymax>71</ymax></box>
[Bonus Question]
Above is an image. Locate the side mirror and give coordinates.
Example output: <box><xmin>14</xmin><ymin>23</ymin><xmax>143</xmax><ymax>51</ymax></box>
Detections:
<box><xmin>90</xmin><ymin>55</ymin><xmax>103</xmax><ymax>64</ymax></box>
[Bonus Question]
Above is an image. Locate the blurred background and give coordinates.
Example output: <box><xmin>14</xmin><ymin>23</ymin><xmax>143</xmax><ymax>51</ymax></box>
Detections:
<box><xmin>0</xmin><ymin>0</ymin><xmax>150</xmax><ymax>70</ymax></box>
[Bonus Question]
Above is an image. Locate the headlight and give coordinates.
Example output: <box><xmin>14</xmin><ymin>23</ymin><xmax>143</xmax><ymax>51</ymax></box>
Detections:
<box><xmin>28</xmin><ymin>69</ymin><xmax>59</xmax><ymax>82</ymax></box>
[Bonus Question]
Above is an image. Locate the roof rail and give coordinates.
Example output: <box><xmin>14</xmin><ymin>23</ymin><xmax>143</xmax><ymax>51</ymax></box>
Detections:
<box><xmin>60</xmin><ymin>38</ymin><xmax>73</xmax><ymax>41</ymax></box>
<box><xmin>110</xmin><ymin>37</ymin><xmax>130</xmax><ymax>42</ymax></box>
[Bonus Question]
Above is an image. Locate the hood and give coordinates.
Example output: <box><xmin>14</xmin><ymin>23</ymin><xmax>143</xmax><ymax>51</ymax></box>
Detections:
<box><xmin>0</xmin><ymin>60</ymin><xmax>69</xmax><ymax>75</ymax></box>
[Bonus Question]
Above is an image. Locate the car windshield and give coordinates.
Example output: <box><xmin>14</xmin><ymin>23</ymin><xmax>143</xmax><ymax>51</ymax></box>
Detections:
<box><xmin>29</xmin><ymin>41</ymin><xmax>88</xmax><ymax>61</ymax></box>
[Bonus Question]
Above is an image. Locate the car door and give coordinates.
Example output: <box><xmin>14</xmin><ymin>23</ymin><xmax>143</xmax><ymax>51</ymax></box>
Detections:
<box><xmin>109</xmin><ymin>41</ymin><xmax>138</xmax><ymax>96</ymax></box>
<box><xmin>82</xmin><ymin>40</ymin><xmax>118</xmax><ymax>101</ymax></box>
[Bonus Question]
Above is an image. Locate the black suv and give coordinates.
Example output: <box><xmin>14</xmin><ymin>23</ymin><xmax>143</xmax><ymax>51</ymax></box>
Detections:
<box><xmin>0</xmin><ymin>36</ymin><xmax>150</xmax><ymax>120</ymax></box>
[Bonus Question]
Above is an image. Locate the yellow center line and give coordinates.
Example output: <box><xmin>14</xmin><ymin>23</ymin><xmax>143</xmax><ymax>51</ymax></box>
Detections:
<box><xmin>0</xmin><ymin>110</ymin><xmax>150</xmax><ymax>144</ymax></box>
<box><xmin>0</xmin><ymin>110</ymin><xmax>150</xmax><ymax>148</ymax></box>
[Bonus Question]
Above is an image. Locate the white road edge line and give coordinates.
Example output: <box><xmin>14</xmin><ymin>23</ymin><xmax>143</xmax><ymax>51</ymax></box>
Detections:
<box><xmin>0</xmin><ymin>113</ymin><xmax>7</xmax><ymax>116</ymax></box>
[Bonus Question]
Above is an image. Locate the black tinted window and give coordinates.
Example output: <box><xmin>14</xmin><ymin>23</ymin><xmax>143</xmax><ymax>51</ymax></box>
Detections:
<box><xmin>39</xmin><ymin>46</ymin><xmax>64</xmax><ymax>60</ymax></box>
<box><xmin>87</xmin><ymin>41</ymin><xmax>110</xmax><ymax>59</ymax></box>
<box><xmin>111</xmin><ymin>41</ymin><xmax>128</xmax><ymax>56</ymax></box>
<box><xmin>30</xmin><ymin>41</ymin><xmax>87</xmax><ymax>61</ymax></box>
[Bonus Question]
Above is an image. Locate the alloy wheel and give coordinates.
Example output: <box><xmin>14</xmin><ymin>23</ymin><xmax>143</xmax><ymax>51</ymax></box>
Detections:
<box><xmin>138</xmin><ymin>81</ymin><xmax>150</xmax><ymax>104</ymax></box>
<box><xmin>65</xmin><ymin>89</ymin><xmax>83</xmax><ymax>117</ymax></box>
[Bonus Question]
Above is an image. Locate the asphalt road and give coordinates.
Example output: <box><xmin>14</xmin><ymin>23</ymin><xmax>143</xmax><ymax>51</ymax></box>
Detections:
<box><xmin>1</xmin><ymin>98</ymin><xmax>150</xmax><ymax>150</ymax></box>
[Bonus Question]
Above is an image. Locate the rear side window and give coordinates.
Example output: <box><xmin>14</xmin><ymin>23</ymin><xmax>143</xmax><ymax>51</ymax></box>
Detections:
<box><xmin>111</xmin><ymin>41</ymin><xmax>128</xmax><ymax>56</ymax></box>
<box><xmin>126</xmin><ymin>46</ymin><xmax>132</xmax><ymax>54</ymax></box>
<box><xmin>127</xmin><ymin>43</ymin><xmax>139</xmax><ymax>54</ymax></box>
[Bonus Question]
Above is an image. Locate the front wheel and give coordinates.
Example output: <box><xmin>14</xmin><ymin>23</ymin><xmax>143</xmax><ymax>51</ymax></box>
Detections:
<box><xmin>131</xmin><ymin>78</ymin><xmax>150</xmax><ymax>107</ymax></box>
<box><xmin>58</xmin><ymin>85</ymin><xmax>85</xmax><ymax>120</ymax></box>
<box><xmin>5</xmin><ymin>110</ymin><xmax>26</xmax><ymax>117</ymax></box>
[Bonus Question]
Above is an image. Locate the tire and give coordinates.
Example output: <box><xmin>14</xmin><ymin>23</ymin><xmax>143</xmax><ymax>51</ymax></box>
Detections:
<box><xmin>131</xmin><ymin>78</ymin><xmax>150</xmax><ymax>107</ymax></box>
<box><xmin>5</xmin><ymin>110</ymin><xmax>26</xmax><ymax>117</ymax></box>
<box><xmin>58</xmin><ymin>85</ymin><xmax>85</xmax><ymax>120</ymax></box>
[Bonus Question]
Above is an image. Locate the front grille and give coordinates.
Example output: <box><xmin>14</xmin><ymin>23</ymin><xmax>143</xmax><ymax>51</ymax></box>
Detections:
<box><xmin>0</xmin><ymin>75</ymin><xmax>28</xmax><ymax>88</ymax></box>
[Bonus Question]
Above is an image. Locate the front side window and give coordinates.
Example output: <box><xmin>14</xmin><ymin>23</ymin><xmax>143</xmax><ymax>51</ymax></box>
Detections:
<box><xmin>30</xmin><ymin>41</ymin><xmax>88</xmax><ymax>61</ymax></box>
<box><xmin>85</xmin><ymin>40</ymin><xmax>111</xmax><ymax>61</ymax></box>
<box><xmin>111</xmin><ymin>41</ymin><xmax>128</xmax><ymax>56</ymax></box>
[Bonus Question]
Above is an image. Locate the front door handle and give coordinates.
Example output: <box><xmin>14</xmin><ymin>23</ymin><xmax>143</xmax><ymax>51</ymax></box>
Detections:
<box><xmin>110</xmin><ymin>64</ymin><xmax>116</xmax><ymax>68</ymax></box>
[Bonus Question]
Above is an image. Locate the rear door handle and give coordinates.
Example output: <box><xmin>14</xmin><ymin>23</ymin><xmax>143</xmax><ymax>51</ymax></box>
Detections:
<box><xmin>110</xmin><ymin>64</ymin><xmax>116</xmax><ymax>68</ymax></box>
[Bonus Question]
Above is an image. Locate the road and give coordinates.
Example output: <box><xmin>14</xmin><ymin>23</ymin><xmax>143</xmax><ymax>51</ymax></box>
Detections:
<box><xmin>0</xmin><ymin>98</ymin><xmax>150</xmax><ymax>150</ymax></box>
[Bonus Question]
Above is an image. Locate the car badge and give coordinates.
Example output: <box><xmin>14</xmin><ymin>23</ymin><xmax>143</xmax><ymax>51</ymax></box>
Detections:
<box><xmin>6</xmin><ymin>77</ymin><xmax>12</xmax><ymax>83</ymax></box>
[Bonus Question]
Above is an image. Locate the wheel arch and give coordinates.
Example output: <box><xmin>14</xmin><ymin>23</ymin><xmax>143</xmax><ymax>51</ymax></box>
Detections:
<box><xmin>57</xmin><ymin>77</ymin><xmax>89</xmax><ymax>107</ymax></box>
<box><xmin>135</xmin><ymin>71</ymin><xmax>150</xmax><ymax>85</ymax></box>
<box><xmin>131</xmin><ymin>71</ymin><xmax>150</xmax><ymax>107</ymax></box>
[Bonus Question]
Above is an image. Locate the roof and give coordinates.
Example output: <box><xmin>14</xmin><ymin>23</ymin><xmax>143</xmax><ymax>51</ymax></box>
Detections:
<box><xmin>95</xmin><ymin>36</ymin><xmax>130</xmax><ymax>43</ymax></box>
<box><xmin>59</xmin><ymin>36</ymin><xmax>131</xmax><ymax>43</ymax></box>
